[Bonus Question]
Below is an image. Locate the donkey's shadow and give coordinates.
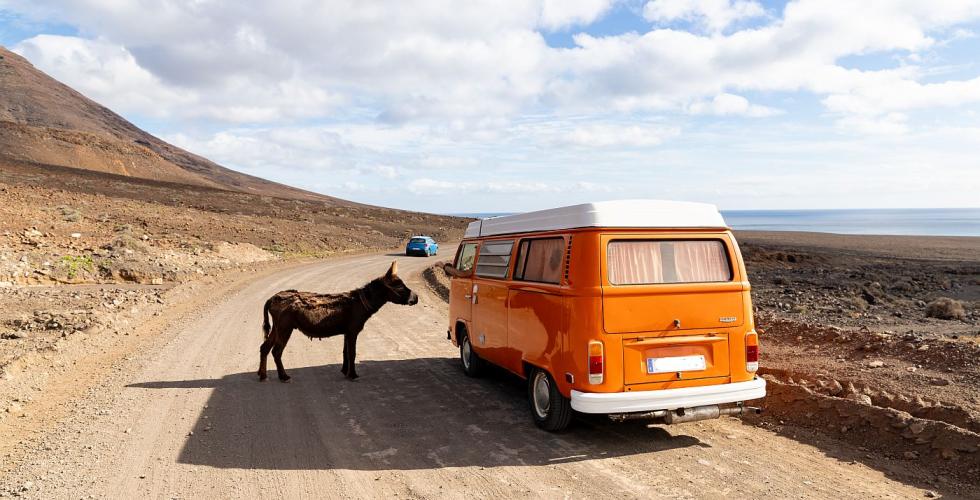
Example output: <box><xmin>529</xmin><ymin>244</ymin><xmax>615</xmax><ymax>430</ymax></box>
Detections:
<box><xmin>129</xmin><ymin>358</ymin><xmax>704</xmax><ymax>471</ymax></box>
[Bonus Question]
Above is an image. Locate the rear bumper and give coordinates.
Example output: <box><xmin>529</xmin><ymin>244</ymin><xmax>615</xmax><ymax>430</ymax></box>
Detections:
<box><xmin>570</xmin><ymin>377</ymin><xmax>766</xmax><ymax>414</ymax></box>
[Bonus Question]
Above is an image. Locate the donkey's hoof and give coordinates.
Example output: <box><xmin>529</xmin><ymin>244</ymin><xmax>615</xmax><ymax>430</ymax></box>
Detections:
<box><xmin>345</xmin><ymin>373</ymin><xmax>360</xmax><ymax>381</ymax></box>
<box><xmin>258</xmin><ymin>373</ymin><xmax>268</xmax><ymax>382</ymax></box>
<box><xmin>279</xmin><ymin>375</ymin><xmax>292</xmax><ymax>383</ymax></box>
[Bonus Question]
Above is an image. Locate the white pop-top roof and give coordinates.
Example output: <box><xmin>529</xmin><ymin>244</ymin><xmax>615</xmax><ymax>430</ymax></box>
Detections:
<box><xmin>464</xmin><ymin>200</ymin><xmax>727</xmax><ymax>238</ymax></box>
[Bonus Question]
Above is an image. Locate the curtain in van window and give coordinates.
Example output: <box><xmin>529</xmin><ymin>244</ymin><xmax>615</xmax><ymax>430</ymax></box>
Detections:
<box><xmin>673</xmin><ymin>240</ymin><xmax>731</xmax><ymax>282</ymax></box>
<box><xmin>518</xmin><ymin>238</ymin><xmax>564</xmax><ymax>283</ymax></box>
<box><xmin>607</xmin><ymin>240</ymin><xmax>730</xmax><ymax>284</ymax></box>
<box><xmin>608</xmin><ymin>241</ymin><xmax>664</xmax><ymax>284</ymax></box>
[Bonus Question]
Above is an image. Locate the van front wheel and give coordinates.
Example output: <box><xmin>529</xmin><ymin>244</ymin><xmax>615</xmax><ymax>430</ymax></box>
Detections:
<box><xmin>528</xmin><ymin>368</ymin><xmax>573</xmax><ymax>432</ymax></box>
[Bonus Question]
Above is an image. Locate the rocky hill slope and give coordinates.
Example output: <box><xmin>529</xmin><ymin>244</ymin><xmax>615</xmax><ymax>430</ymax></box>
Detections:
<box><xmin>0</xmin><ymin>45</ymin><xmax>336</xmax><ymax>202</ymax></box>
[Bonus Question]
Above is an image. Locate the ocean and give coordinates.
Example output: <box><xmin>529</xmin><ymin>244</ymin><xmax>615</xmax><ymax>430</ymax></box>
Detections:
<box><xmin>451</xmin><ymin>208</ymin><xmax>980</xmax><ymax>237</ymax></box>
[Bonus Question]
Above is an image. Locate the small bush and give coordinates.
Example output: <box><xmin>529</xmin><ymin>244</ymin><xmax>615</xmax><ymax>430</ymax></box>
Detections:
<box><xmin>840</xmin><ymin>295</ymin><xmax>868</xmax><ymax>312</ymax></box>
<box><xmin>56</xmin><ymin>205</ymin><xmax>82</xmax><ymax>222</ymax></box>
<box><xmin>925</xmin><ymin>297</ymin><xmax>966</xmax><ymax>321</ymax></box>
<box><xmin>60</xmin><ymin>255</ymin><xmax>94</xmax><ymax>279</ymax></box>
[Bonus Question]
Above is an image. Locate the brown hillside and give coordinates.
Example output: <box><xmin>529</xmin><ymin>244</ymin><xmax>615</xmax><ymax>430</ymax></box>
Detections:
<box><xmin>0</xmin><ymin>45</ymin><xmax>337</xmax><ymax>202</ymax></box>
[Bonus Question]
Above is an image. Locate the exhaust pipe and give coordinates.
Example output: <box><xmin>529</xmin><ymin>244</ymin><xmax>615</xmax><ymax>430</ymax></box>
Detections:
<box><xmin>608</xmin><ymin>410</ymin><xmax>667</xmax><ymax>422</ymax></box>
<box><xmin>665</xmin><ymin>404</ymin><xmax>762</xmax><ymax>424</ymax></box>
<box><xmin>609</xmin><ymin>405</ymin><xmax>762</xmax><ymax>424</ymax></box>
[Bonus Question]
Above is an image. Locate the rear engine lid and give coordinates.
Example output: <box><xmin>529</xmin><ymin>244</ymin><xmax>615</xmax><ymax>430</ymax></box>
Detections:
<box><xmin>602</xmin><ymin>282</ymin><xmax>744</xmax><ymax>333</ymax></box>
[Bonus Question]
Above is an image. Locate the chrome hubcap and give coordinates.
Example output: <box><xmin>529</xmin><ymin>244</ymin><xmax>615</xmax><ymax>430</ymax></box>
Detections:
<box><xmin>532</xmin><ymin>372</ymin><xmax>551</xmax><ymax>418</ymax></box>
<box><xmin>461</xmin><ymin>338</ymin><xmax>471</xmax><ymax>369</ymax></box>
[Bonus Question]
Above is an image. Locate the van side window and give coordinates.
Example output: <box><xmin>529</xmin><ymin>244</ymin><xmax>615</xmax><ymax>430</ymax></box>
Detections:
<box><xmin>474</xmin><ymin>240</ymin><xmax>514</xmax><ymax>279</ymax></box>
<box><xmin>514</xmin><ymin>237</ymin><xmax>564</xmax><ymax>284</ymax></box>
<box><xmin>456</xmin><ymin>243</ymin><xmax>478</xmax><ymax>273</ymax></box>
<box><xmin>608</xmin><ymin>240</ymin><xmax>732</xmax><ymax>285</ymax></box>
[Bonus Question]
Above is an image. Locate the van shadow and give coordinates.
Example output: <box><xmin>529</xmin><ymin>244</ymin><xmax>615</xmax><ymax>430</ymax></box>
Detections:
<box><xmin>128</xmin><ymin>358</ymin><xmax>705</xmax><ymax>471</ymax></box>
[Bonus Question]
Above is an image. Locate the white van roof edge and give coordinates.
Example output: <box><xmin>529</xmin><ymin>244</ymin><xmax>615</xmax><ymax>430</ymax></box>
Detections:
<box><xmin>463</xmin><ymin>200</ymin><xmax>728</xmax><ymax>238</ymax></box>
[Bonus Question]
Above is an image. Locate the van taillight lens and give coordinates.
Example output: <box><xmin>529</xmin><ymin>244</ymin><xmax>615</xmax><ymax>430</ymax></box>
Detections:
<box><xmin>588</xmin><ymin>341</ymin><xmax>604</xmax><ymax>384</ymax></box>
<box><xmin>745</xmin><ymin>332</ymin><xmax>759</xmax><ymax>372</ymax></box>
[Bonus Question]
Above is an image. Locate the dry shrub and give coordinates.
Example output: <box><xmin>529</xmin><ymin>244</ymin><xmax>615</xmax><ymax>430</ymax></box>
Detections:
<box><xmin>56</xmin><ymin>205</ymin><xmax>81</xmax><ymax>222</ymax></box>
<box><xmin>840</xmin><ymin>295</ymin><xmax>868</xmax><ymax>312</ymax></box>
<box><xmin>925</xmin><ymin>297</ymin><xmax>966</xmax><ymax>321</ymax></box>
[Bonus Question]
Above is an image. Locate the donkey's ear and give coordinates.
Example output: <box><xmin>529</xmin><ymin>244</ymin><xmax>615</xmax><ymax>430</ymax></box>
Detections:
<box><xmin>386</xmin><ymin>260</ymin><xmax>398</xmax><ymax>278</ymax></box>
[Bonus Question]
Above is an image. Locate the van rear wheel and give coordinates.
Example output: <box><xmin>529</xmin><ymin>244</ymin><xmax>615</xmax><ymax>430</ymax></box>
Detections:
<box><xmin>528</xmin><ymin>368</ymin><xmax>573</xmax><ymax>432</ymax></box>
<box><xmin>459</xmin><ymin>332</ymin><xmax>484</xmax><ymax>377</ymax></box>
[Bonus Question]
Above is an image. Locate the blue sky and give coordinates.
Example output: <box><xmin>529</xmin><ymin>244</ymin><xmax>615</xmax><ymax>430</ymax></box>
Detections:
<box><xmin>1</xmin><ymin>0</ymin><xmax>979</xmax><ymax>213</ymax></box>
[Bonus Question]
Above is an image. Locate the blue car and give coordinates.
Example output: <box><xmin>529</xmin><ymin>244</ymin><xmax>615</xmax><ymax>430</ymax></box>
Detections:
<box><xmin>405</xmin><ymin>236</ymin><xmax>439</xmax><ymax>257</ymax></box>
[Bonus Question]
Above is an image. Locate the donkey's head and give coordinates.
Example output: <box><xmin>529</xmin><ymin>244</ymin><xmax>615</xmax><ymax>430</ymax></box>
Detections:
<box><xmin>382</xmin><ymin>261</ymin><xmax>419</xmax><ymax>306</ymax></box>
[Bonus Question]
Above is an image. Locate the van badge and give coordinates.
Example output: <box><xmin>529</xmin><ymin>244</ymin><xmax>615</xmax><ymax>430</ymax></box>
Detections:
<box><xmin>719</xmin><ymin>316</ymin><xmax>737</xmax><ymax>323</ymax></box>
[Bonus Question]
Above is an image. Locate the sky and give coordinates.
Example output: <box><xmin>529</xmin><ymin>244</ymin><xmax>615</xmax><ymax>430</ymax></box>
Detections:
<box><xmin>1</xmin><ymin>1</ymin><xmax>979</xmax><ymax>214</ymax></box>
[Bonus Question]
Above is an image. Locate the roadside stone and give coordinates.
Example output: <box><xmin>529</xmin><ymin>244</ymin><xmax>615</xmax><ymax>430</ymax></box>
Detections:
<box><xmin>867</xmin><ymin>360</ymin><xmax>884</xmax><ymax>368</ymax></box>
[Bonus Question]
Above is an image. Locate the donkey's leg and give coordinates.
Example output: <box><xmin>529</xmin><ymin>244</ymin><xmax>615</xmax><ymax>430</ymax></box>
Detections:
<box><xmin>344</xmin><ymin>333</ymin><xmax>359</xmax><ymax>380</ymax></box>
<box><xmin>272</xmin><ymin>328</ymin><xmax>294</xmax><ymax>382</ymax></box>
<box><xmin>341</xmin><ymin>339</ymin><xmax>349</xmax><ymax>376</ymax></box>
<box><xmin>258</xmin><ymin>336</ymin><xmax>274</xmax><ymax>381</ymax></box>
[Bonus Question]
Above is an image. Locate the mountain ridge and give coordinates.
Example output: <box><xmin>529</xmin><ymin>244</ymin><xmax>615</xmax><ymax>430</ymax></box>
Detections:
<box><xmin>0</xmin><ymin>45</ymin><xmax>343</xmax><ymax>203</ymax></box>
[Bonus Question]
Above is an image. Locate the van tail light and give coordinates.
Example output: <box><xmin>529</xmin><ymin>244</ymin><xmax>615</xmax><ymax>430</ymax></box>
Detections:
<box><xmin>745</xmin><ymin>332</ymin><xmax>759</xmax><ymax>373</ymax></box>
<box><xmin>588</xmin><ymin>341</ymin><xmax>604</xmax><ymax>384</ymax></box>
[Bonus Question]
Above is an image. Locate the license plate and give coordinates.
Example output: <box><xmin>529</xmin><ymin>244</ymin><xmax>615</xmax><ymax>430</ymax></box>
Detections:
<box><xmin>647</xmin><ymin>355</ymin><xmax>706</xmax><ymax>374</ymax></box>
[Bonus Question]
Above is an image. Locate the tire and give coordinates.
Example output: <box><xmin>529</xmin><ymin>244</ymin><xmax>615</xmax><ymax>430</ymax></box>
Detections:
<box><xmin>528</xmin><ymin>368</ymin><xmax>573</xmax><ymax>432</ymax></box>
<box><xmin>459</xmin><ymin>331</ymin><xmax>484</xmax><ymax>377</ymax></box>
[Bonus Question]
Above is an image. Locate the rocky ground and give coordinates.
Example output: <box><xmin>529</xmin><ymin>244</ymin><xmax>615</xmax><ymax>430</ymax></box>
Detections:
<box><xmin>738</xmin><ymin>232</ymin><xmax>979</xmax><ymax>494</ymax></box>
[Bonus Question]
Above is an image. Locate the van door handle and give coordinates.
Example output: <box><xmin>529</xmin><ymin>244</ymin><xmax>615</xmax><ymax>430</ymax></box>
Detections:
<box><xmin>464</xmin><ymin>294</ymin><xmax>472</xmax><ymax>299</ymax></box>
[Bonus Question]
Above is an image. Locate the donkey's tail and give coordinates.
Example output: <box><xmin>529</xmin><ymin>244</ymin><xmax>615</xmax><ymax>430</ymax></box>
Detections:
<box><xmin>262</xmin><ymin>297</ymin><xmax>273</xmax><ymax>338</ymax></box>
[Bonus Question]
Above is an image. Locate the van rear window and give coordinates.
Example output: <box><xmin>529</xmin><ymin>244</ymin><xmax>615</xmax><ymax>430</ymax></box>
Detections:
<box><xmin>514</xmin><ymin>237</ymin><xmax>564</xmax><ymax>284</ymax></box>
<box><xmin>607</xmin><ymin>240</ymin><xmax>732</xmax><ymax>285</ymax></box>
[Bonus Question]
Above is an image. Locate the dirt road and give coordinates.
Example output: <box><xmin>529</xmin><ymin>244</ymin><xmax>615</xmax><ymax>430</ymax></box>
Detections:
<box><xmin>1</xmin><ymin>251</ymin><xmax>933</xmax><ymax>499</ymax></box>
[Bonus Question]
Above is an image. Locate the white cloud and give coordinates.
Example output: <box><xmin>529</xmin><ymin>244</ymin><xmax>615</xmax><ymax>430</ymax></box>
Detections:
<box><xmin>12</xmin><ymin>34</ymin><xmax>191</xmax><ymax>116</ymax></box>
<box><xmin>688</xmin><ymin>93</ymin><xmax>782</xmax><ymax>117</ymax></box>
<box><xmin>540</xmin><ymin>0</ymin><xmax>615</xmax><ymax>30</ymax></box>
<box><xmin>12</xmin><ymin>34</ymin><xmax>341</xmax><ymax>123</ymax></box>
<box><xmin>643</xmin><ymin>0</ymin><xmax>766</xmax><ymax>32</ymax></box>
<box><xmin>557</xmin><ymin>123</ymin><xmax>680</xmax><ymax>147</ymax></box>
<box><xmin>835</xmin><ymin>113</ymin><xmax>910</xmax><ymax>136</ymax></box>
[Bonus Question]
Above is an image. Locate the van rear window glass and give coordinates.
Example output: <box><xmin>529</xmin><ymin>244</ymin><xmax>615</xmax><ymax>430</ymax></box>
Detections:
<box><xmin>607</xmin><ymin>240</ymin><xmax>732</xmax><ymax>285</ymax></box>
<box><xmin>514</xmin><ymin>238</ymin><xmax>564</xmax><ymax>284</ymax></box>
<box><xmin>475</xmin><ymin>240</ymin><xmax>514</xmax><ymax>279</ymax></box>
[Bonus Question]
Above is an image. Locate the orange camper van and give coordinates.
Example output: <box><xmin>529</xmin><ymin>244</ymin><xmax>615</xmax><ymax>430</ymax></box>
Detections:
<box><xmin>446</xmin><ymin>200</ymin><xmax>765</xmax><ymax>431</ymax></box>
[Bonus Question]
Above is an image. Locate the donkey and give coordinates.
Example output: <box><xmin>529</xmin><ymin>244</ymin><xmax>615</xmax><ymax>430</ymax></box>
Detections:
<box><xmin>258</xmin><ymin>261</ymin><xmax>418</xmax><ymax>382</ymax></box>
